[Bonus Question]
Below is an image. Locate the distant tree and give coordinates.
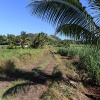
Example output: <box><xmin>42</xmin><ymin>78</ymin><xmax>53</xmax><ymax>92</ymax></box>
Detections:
<box><xmin>7</xmin><ymin>34</ymin><xmax>16</xmax><ymax>45</ymax></box>
<box><xmin>20</xmin><ymin>31</ymin><xmax>28</xmax><ymax>48</ymax></box>
<box><xmin>0</xmin><ymin>35</ymin><xmax>7</xmax><ymax>45</ymax></box>
<box><xmin>33</xmin><ymin>32</ymin><xmax>48</xmax><ymax>48</ymax></box>
<box><xmin>15</xmin><ymin>36</ymin><xmax>21</xmax><ymax>44</ymax></box>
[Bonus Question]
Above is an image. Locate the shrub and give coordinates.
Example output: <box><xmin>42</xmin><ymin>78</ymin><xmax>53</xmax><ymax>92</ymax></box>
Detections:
<box><xmin>7</xmin><ymin>45</ymin><xmax>17</xmax><ymax>49</ymax></box>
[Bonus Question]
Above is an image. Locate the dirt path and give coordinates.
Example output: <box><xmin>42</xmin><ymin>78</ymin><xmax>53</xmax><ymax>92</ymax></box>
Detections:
<box><xmin>22</xmin><ymin>49</ymin><xmax>50</xmax><ymax>72</ymax></box>
<box><xmin>0</xmin><ymin>49</ymin><xmax>49</xmax><ymax>88</ymax></box>
<box><xmin>1</xmin><ymin>48</ymin><xmax>99</xmax><ymax>100</ymax></box>
<box><xmin>42</xmin><ymin>50</ymin><xmax>56</xmax><ymax>75</ymax></box>
<box><xmin>11</xmin><ymin>49</ymin><xmax>56</xmax><ymax>100</ymax></box>
<box><xmin>0</xmin><ymin>49</ymin><xmax>52</xmax><ymax>98</ymax></box>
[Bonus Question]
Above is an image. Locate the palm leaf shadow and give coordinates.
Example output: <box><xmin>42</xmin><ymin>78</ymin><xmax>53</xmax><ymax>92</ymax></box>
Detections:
<box><xmin>1</xmin><ymin>67</ymin><xmax>51</xmax><ymax>99</ymax></box>
<box><xmin>2</xmin><ymin>66</ymin><xmax>65</xmax><ymax>99</ymax></box>
<box><xmin>2</xmin><ymin>82</ymin><xmax>34</xmax><ymax>99</ymax></box>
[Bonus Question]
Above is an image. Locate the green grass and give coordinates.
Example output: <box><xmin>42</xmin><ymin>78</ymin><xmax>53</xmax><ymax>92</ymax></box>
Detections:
<box><xmin>0</xmin><ymin>48</ymin><xmax>44</xmax><ymax>61</ymax></box>
<box><xmin>53</xmin><ymin>44</ymin><xmax>100</xmax><ymax>86</ymax></box>
<box><xmin>57</xmin><ymin>47</ymin><xmax>78</xmax><ymax>58</ymax></box>
<box><xmin>79</xmin><ymin>48</ymin><xmax>100</xmax><ymax>85</ymax></box>
<box><xmin>0</xmin><ymin>49</ymin><xmax>51</xmax><ymax>99</ymax></box>
<box><xmin>0</xmin><ymin>48</ymin><xmax>44</xmax><ymax>75</ymax></box>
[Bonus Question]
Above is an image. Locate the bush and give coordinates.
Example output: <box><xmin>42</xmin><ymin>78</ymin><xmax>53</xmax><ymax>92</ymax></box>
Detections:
<box><xmin>7</xmin><ymin>45</ymin><xmax>17</xmax><ymax>49</ymax></box>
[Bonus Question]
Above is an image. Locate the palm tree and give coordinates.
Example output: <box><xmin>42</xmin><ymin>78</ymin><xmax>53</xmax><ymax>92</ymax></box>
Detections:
<box><xmin>86</xmin><ymin>0</ymin><xmax>100</xmax><ymax>26</ymax></box>
<box><xmin>33</xmin><ymin>32</ymin><xmax>48</xmax><ymax>48</ymax></box>
<box><xmin>20</xmin><ymin>31</ymin><xmax>28</xmax><ymax>48</ymax></box>
<box><xmin>7</xmin><ymin>34</ymin><xmax>16</xmax><ymax>45</ymax></box>
<box><xmin>28</xmin><ymin>0</ymin><xmax>99</xmax><ymax>44</ymax></box>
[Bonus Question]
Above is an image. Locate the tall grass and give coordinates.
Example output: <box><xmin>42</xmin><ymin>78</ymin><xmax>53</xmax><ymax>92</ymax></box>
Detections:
<box><xmin>57</xmin><ymin>47</ymin><xmax>78</xmax><ymax>58</ymax></box>
<box><xmin>0</xmin><ymin>49</ymin><xmax>44</xmax><ymax>73</ymax></box>
<box><xmin>0</xmin><ymin>49</ymin><xmax>43</xmax><ymax>61</ymax></box>
<box><xmin>56</xmin><ymin>45</ymin><xmax>100</xmax><ymax>85</ymax></box>
<box><xmin>79</xmin><ymin>48</ymin><xmax>100</xmax><ymax>85</ymax></box>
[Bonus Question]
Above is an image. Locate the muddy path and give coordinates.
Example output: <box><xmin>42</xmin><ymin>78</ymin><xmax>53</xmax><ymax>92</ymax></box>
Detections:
<box><xmin>0</xmin><ymin>49</ymin><xmax>52</xmax><ymax>96</ymax></box>
<box><xmin>9</xmin><ymin>49</ymin><xmax>56</xmax><ymax>100</ymax></box>
<box><xmin>42</xmin><ymin>50</ymin><xmax>56</xmax><ymax>75</ymax></box>
<box><xmin>1</xmin><ymin>48</ymin><xmax>100</xmax><ymax>100</ymax></box>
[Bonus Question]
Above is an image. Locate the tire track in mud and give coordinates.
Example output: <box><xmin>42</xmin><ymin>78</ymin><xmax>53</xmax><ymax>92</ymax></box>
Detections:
<box><xmin>0</xmin><ymin>49</ymin><xmax>51</xmax><ymax>99</ymax></box>
<box><xmin>0</xmin><ymin>50</ymin><xmax>47</xmax><ymax>88</ymax></box>
<box><xmin>11</xmin><ymin>49</ymin><xmax>56</xmax><ymax>100</ymax></box>
<box><xmin>22</xmin><ymin>49</ymin><xmax>50</xmax><ymax>72</ymax></box>
<box><xmin>41</xmin><ymin>50</ymin><xmax>56</xmax><ymax>75</ymax></box>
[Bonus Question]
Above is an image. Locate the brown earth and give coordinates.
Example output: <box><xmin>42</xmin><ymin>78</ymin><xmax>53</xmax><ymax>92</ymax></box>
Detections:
<box><xmin>0</xmin><ymin>49</ymin><xmax>50</xmax><ymax>94</ymax></box>
<box><xmin>11</xmin><ymin>49</ymin><xmax>56</xmax><ymax>100</ymax></box>
<box><xmin>0</xmin><ymin>48</ymin><xmax>100</xmax><ymax>100</ymax></box>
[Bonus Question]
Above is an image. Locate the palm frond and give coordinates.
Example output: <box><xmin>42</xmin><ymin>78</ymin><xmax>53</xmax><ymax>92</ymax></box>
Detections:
<box><xmin>86</xmin><ymin>0</ymin><xmax>100</xmax><ymax>26</ymax></box>
<box><xmin>28</xmin><ymin>0</ymin><xmax>99</xmax><ymax>41</ymax></box>
<box><xmin>55</xmin><ymin>24</ymin><xmax>91</xmax><ymax>40</ymax></box>
<box><xmin>28</xmin><ymin>0</ymin><xmax>91</xmax><ymax>29</ymax></box>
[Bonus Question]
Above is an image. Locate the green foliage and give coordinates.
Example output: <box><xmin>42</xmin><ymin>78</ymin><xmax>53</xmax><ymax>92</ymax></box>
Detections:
<box><xmin>20</xmin><ymin>31</ymin><xmax>28</xmax><ymax>49</ymax></box>
<box><xmin>32</xmin><ymin>32</ymin><xmax>48</xmax><ymax>48</ymax></box>
<box><xmin>47</xmin><ymin>35</ymin><xmax>62</xmax><ymax>46</ymax></box>
<box><xmin>57</xmin><ymin>47</ymin><xmax>78</xmax><ymax>58</ymax></box>
<box><xmin>29</xmin><ymin>0</ymin><xmax>99</xmax><ymax>44</ymax></box>
<box><xmin>57</xmin><ymin>48</ymin><xmax>68</xmax><ymax>56</ymax></box>
<box><xmin>79</xmin><ymin>48</ymin><xmax>100</xmax><ymax>85</ymax></box>
<box><xmin>7</xmin><ymin>45</ymin><xmax>17</xmax><ymax>49</ymax></box>
<box><xmin>68</xmin><ymin>48</ymin><xmax>78</xmax><ymax>58</ymax></box>
<box><xmin>7</xmin><ymin>34</ymin><xmax>16</xmax><ymax>45</ymax></box>
<box><xmin>0</xmin><ymin>35</ymin><xmax>7</xmax><ymax>45</ymax></box>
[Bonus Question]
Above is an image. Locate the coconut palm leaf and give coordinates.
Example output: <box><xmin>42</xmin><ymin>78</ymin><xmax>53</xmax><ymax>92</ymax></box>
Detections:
<box><xmin>28</xmin><ymin>0</ymin><xmax>88</xmax><ymax>27</ymax></box>
<box><xmin>87</xmin><ymin>0</ymin><xmax>100</xmax><ymax>7</ymax></box>
<box><xmin>86</xmin><ymin>0</ymin><xmax>100</xmax><ymax>26</ymax></box>
<box><xmin>28</xmin><ymin>0</ymin><xmax>98</xmax><ymax>40</ymax></box>
<box><xmin>55</xmin><ymin>24</ymin><xmax>91</xmax><ymax>40</ymax></box>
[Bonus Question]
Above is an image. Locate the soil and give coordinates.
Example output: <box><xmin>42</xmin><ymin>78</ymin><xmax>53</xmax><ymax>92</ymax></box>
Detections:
<box><xmin>0</xmin><ymin>48</ymin><xmax>100</xmax><ymax>100</ymax></box>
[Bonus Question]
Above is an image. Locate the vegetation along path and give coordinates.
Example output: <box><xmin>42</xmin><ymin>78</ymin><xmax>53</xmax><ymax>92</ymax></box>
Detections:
<box><xmin>0</xmin><ymin>48</ymin><xmax>56</xmax><ymax>100</ymax></box>
<box><xmin>0</xmin><ymin>47</ymin><xmax>100</xmax><ymax>100</ymax></box>
<box><xmin>11</xmin><ymin>48</ymin><xmax>56</xmax><ymax>100</ymax></box>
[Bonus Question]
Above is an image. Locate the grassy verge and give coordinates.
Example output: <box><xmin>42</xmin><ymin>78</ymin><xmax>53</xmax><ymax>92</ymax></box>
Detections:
<box><xmin>0</xmin><ymin>48</ymin><xmax>44</xmax><ymax>70</ymax></box>
<box><xmin>0</xmin><ymin>49</ymin><xmax>51</xmax><ymax>99</ymax></box>
<box><xmin>54</xmin><ymin>44</ymin><xmax>100</xmax><ymax>86</ymax></box>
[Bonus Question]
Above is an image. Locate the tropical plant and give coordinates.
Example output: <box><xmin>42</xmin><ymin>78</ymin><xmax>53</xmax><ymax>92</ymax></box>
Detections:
<box><xmin>0</xmin><ymin>35</ymin><xmax>7</xmax><ymax>45</ymax></box>
<box><xmin>33</xmin><ymin>32</ymin><xmax>48</xmax><ymax>48</ymax></box>
<box><xmin>7</xmin><ymin>34</ymin><xmax>16</xmax><ymax>45</ymax></box>
<box><xmin>79</xmin><ymin>48</ymin><xmax>100</xmax><ymax>85</ymax></box>
<box><xmin>20</xmin><ymin>31</ymin><xmax>28</xmax><ymax>48</ymax></box>
<box><xmin>28</xmin><ymin>0</ymin><xmax>99</xmax><ymax>44</ymax></box>
<box><xmin>86</xmin><ymin>0</ymin><xmax>100</xmax><ymax>26</ymax></box>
